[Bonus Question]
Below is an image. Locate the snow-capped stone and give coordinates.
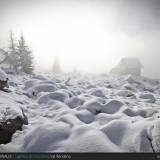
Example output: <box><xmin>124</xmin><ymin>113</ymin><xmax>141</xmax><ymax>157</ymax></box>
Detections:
<box><xmin>117</xmin><ymin>90</ymin><xmax>135</xmax><ymax>97</ymax></box>
<box><xmin>66</xmin><ymin>96</ymin><xmax>85</xmax><ymax>108</ymax></box>
<box><xmin>88</xmin><ymin>88</ymin><xmax>106</xmax><ymax>97</ymax></box>
<box><xmin>76</xmin><ymin>110</ymin><xmax>94</xmax><ymax>124</ymax></box>
<box><xmin>22</xmin><ymin>122</ymin><xmax>71</xmax><ymax>152</ymax></box>
<box><xmin>38</xmin><ymin>90</ymin><xmax>69</xmax><ymax>104</ymax></box>
<box><xmin>57</xmin><ymin>125</ymin><xmax>123</xmax><ymax>152</ymax></box>
<box><xmin>78</xmin><ymin>100</ymin><xmax>103</xmax><ymax>115</ymax></box>
<box><xmin>0</xmin><ymin>68</ymin><xmax>8</xmax><ymax>81</ymax></box>
<box><xmin>27</xmin><ymin>83</ymin><xmax>58</xmax><ymax>96</ymax></box>
<box><xmin>102</xmin><ymin>100</ymin><xmax>123</xmax><ymax>114</ymax></box>
<box><xmin>139</xmin><ymin>93</ymin><xmax>156</xmax><ymax>103</ymax></box>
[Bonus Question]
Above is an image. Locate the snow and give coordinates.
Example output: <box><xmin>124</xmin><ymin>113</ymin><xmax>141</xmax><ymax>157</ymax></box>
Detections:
<box><xmin>75</xmin><ymin>110</ymin><xmax>95</xmax><ymax>124</ymax></box>
<box><xmin>89</xmin><ymin>88</ymin><xmax>106</xmax><ymax>97</ymax></box>
<box><xmin>117</xmin><ymin>90</ymin><xmax>135</xmax><ymax>97</ymax></box>
<box><xmin>78</xmin><ymin>99</ymin><xmax>103</xmax><ymax>115</ymax></box>
<box><xmin>38</xmin><ymin>90</ymin><xmax>69</xmax><ymax>104</ymax></box>
<box><xmin>150</xmin><ymin>119</ymin><xmax>160</xmax><ymax>152</ymax></box>
<box><xmin>0</xmin><ymin>104</ymin><xmax>23</xmax><ymax>121</ymax></box>
<box><xmin>0</xmin><ymin>68</ymin><xmax>7</xmax><ymax>81</ymax></box>
<box><xmin>139</xmin><ymin>93</ymin><xmax>156</xmax><ymax>103</ymax></box>
<box><xmin>65</xmin><ymin>96</ymin><xmax>85</xmax><ymax>108</ymax></box>
<box><xmin>102</xmin><ymin>100</ymin><xmax>123</xmax><ymax>114</ymax></box>
<box><xmin>56</xmin><ymin>126</ymin><xmax>123</xmax><ymax>152</ymax></box>
<box><xmin>1</xmin><ymin>73</ymin><xmax>160</xmax><ymax>152</ymax></box>
<box><xmin>21</xmin><ymin>122</ymin><xmax>71</xmax><ymax>152</ymax></box>
<box><xmin>27</xmin><ymin>83</ymin><xmax>58</xmax><ymax>96</ymax></box>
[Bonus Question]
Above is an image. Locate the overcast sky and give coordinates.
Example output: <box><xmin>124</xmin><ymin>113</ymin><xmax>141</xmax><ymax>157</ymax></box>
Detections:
<box><xmin>0</xmin><ymin>0</ymin><xmax>160</xmax><ymax>78</ymax></box>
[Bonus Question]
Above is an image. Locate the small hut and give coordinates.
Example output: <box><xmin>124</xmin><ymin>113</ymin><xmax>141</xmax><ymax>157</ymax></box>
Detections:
<box><xmin>110</xmin><ymin>58</ymin><xmax>143</xmax><ymax>76</ymax></box>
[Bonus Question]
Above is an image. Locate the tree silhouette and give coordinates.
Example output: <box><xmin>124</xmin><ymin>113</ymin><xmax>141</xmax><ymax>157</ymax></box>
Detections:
<box><xmin>17</xmin><ymin>34</ymin><xmax>34</xmax><ymax>74</ymax></box>
<box><xmin>52</xmin><ymin>56</ymin><xmax>62</xmax><ymax>74</ymax></box>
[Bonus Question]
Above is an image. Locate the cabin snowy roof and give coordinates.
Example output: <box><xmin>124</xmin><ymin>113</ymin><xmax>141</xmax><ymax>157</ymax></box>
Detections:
<box><xmin>119</xmin><ymin>58</ymin><xmax>143</xmax><ymax>69</ymax></box>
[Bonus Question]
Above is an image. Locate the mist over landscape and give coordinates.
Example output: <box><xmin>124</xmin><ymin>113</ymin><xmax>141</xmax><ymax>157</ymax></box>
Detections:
<box><xmin>0</xmin><ymin>0</ymin><xmax>160</xmax><ymax>78</ymax></box>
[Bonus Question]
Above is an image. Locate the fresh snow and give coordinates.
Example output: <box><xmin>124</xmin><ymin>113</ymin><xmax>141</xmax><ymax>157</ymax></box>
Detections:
<box><xmin>0</xmin><ymin>68</ymin><xmax>7</xmax><ymax>81</ymax></box>
<box><xmin>0</xmin><ymin>72</ymin><xmax>160</xmax><ymax>152</ymax></box>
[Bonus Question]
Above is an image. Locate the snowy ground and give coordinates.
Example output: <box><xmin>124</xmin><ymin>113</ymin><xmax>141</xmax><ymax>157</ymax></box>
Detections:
<box><xmin>0</xmin><ymin>73</ymin><xmax>160</xmax><ymax>152</ymax></box>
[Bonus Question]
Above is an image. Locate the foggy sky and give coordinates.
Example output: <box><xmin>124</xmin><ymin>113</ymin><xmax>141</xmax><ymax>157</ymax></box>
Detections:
<box><xmin>0</xmin><ymin>0</ymin><xmax>160</xmax><ymax>78</ymax></box>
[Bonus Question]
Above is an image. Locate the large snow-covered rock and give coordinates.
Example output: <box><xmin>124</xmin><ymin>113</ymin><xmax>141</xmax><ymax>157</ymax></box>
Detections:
<box><xmin>117</xmin><ymin>90</ymin><xmax>135</xmax><ymax>97</ymax></box>
<box><xmin>27</xmin><ymin>83</ymin><xmax>58</xmax><ymax>96</ymax></box>
<box><xmin>38</xmin><ymin>90</ymin><xmax>69</xmax><ymax>104</ymax></box>
<box><xmin>56</xmin><ymin>126</ymin><xmax>123</xmax><ymax>152</ymax></box>
<box><xmin>65</xmin><ymin>96</ymin><xmax>85</xmax><ymax>108</ymax></box>
<box><xmin>102</xmin><ymin>100</ymin><xmax>124</xmax><ymax>114</ymax></box>
<box><xmin>88</xmin><ymin>88</ymin><xmax>106</xmax><ymax>98</ymax></box>
<box><xmin>139</xmin><ymin>93</ymin><xmax>156</xmax><ymax>103</ymax></box>
<box><xmin>21</xmin><ymin>122</ymin><xmax>71</xmax><ymax>152</ymax></box>
<box><xmin>75</xmin><ymin>110</ymin><xmax>95</xmax><ymax>124</ymax></box>
<box><xmin>78</xmin><ymin>100</ymin><xmax>103</xmax><ymax>115</ymax></box>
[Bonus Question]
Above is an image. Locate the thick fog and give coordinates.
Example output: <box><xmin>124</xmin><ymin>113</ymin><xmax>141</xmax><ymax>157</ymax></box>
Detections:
<box><xmin>0</xmin><ymin>0</ymin><xmax>160</xmax><ymax>78</ymax></box>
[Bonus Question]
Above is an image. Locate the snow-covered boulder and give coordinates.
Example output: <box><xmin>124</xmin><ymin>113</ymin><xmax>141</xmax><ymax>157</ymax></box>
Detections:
<box><xmin>78</xmin><ymin>100</ymin><xmax>103</xmax><ymax>115</ymax></box>
<box><xmin>96</xmin><ymin>113</ymin><xmax>123</xmax><ymax>125</ymax></box>
<box><xmin>88</xmin><ymin>88</ymin><xmax>106</xmax><ymax>98</ymax></box>
<box><xmin>32</xmin><ymin>75</ymin><xmax>49</xmax><ymax>81</ymax></box>
<box><xmin>117</xmin><ymin>90</ymin><xmax>135</xmax><ymax>97</ymax></box>
<box><xmin>139</xmin><ymin>93</ymin><xmax>156</xmax><ymax>103</ymax></box>
<box><xmin>24</xmin><ymin>79</ymin><xmax>41</xmax><ymax>89</ymax></box>
<box><xmin>75</xmin><ymin>110</ymin><xmax>95</xmax><ymax>124</ymax></box>
<box><xmin>27</xmin><ymin>83</ymin><xmax>58</xmax><ymax>96</ymax></box>
<box><xmin>0</xmin><ymin>105</ymin><xmax>28</xmax><ymax>144</ymax></box>
<box><xmin>56</xmin><ymin>126</ymin><xmax>123</xmax><ymax>152</ymax></box>
<box><xmin>65</xmin><ymin>96</ymin><xmax>85</xmax><ymax>108</ymax></box>
<box><xmin>21</xmin><ymin>122</ymin><xmax>71</xmax><ymax>152</ymax></box>
<box><xmin>38</xmin><ymin>90</ymin><xmax>69</xmax><ymax>104</ymax></box>
<box><xmin>101</xmin><ymin>120</ymin><xmax>130</xmax><ymax>146</ymax></box>
<box><xmin>102</xmin><ymin>100</ymin><xmax>124</xmax><ymax>114</ymax></box>
<box><xmin>123</xmin><ymin>108</ymin><xmax>148</xmax><ymax>118</ymax></box>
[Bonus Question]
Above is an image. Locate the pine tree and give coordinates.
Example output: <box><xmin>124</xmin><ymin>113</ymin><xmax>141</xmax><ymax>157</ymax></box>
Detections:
<box><xmin>8</xmin><ymin>32</ymin><xmax>20</xmax><ymax>72</ymax></box>
<box><xmin>52</xmin><ymin>56</ymin><xmax>62</xmax><ymax>74</ymax></box>
<box><xmin>17</xmin><ymin>34</ymin><xmax>34</xmax><ymax>74</ymax></box>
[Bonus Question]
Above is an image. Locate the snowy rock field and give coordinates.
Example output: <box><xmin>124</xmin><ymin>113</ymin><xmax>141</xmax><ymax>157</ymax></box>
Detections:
<box><xmin>0</xmin><ymin>73</ymin><xmax>160</xmax><ymax>152</ymax></box>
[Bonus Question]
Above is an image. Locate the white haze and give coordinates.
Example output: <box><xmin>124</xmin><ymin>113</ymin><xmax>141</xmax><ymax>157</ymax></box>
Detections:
<box><xmin>0</xmin><ymin>0</ymin><xmax>160</xmax><ymax>78</ymax></box>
